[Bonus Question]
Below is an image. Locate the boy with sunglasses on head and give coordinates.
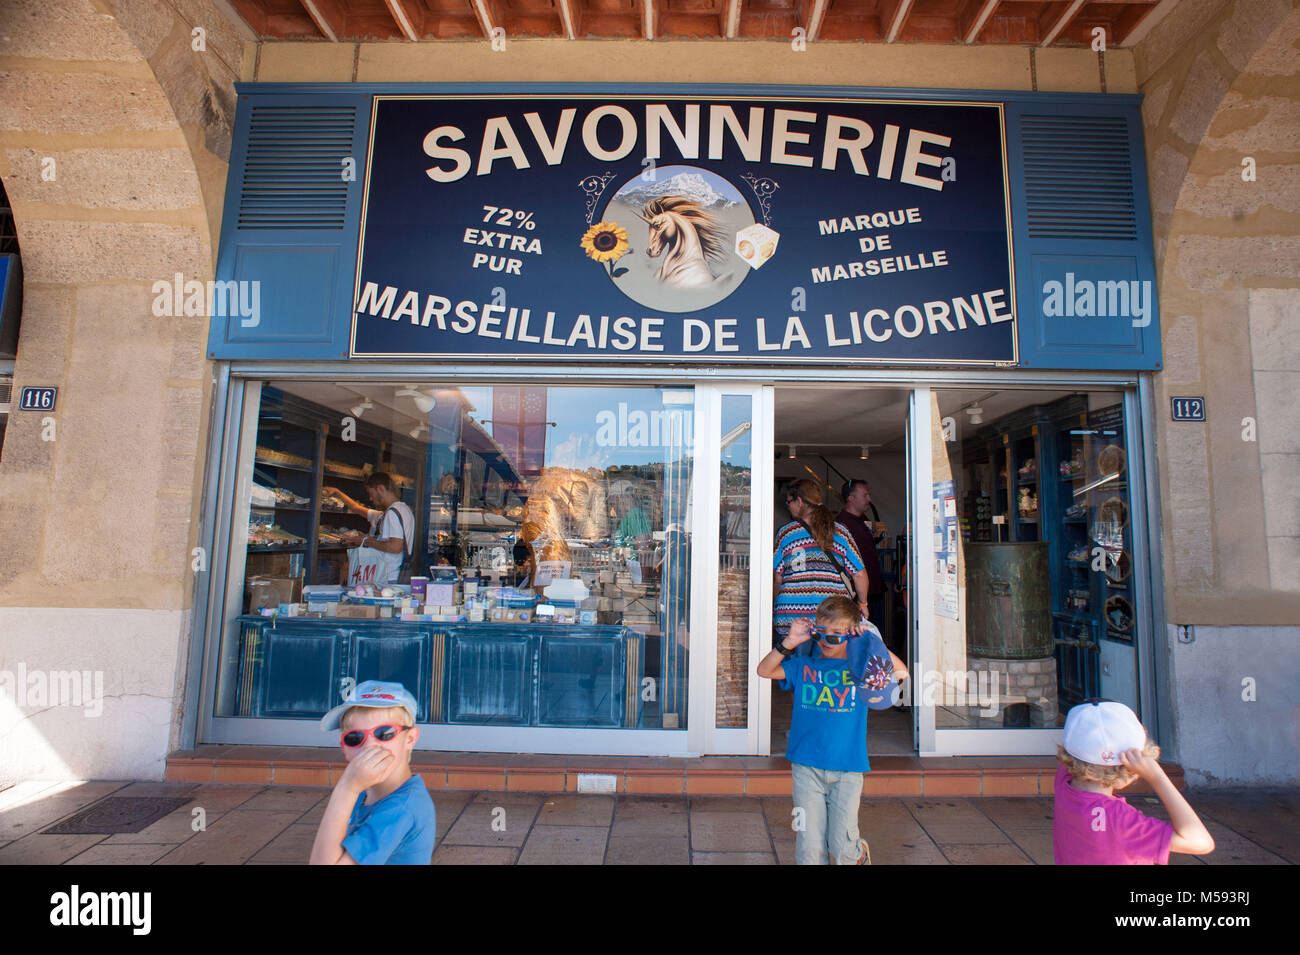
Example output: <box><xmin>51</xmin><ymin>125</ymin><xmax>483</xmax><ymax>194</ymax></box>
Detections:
<box><xmin>758</xmin><ymin>596</ymin><xmax>907</xmax><ymax>865</ymax></box>
<box><xmin>310</xmin><ymin>681</ymin><xmax>436</xmax><ymax>865</ymax></box>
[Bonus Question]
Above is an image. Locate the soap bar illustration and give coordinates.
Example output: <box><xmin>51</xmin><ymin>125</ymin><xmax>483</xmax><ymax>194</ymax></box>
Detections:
<box><xmin>734</xmin><ymin>223</ymin><xmax>779</xmax><ymax>269</ymax></box>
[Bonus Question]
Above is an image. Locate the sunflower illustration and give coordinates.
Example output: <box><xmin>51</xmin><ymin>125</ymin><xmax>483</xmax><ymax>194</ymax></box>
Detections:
<box><xmin>580</xmin><ymin>221</ymin><xmax>631</xmax><ymax>277</ymax></box>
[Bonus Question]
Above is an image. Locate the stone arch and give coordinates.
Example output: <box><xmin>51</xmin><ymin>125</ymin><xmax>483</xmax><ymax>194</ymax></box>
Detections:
<box><xmin>0</xmin><ymin>0</ymin><xmax>230</xmax><ymax>778</ymax></box>
<box><xmin>1137</xmin><ymin>3</ymin><xmax>1300</xmax><ymax>619</ymax></box>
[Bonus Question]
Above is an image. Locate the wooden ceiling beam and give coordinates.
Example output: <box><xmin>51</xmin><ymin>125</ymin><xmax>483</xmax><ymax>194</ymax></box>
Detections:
<box><xmin>806</xmin><ymin>0</ymin><xmax>828</xmax><ymax>43</ymax></box>
<box><xmin>883</xmin><ymin>0</ymin><xmax>916</xmax><ymax>43</ymax></box>
<box><xmin>556</xmin><ymin>0</ymin><xmax>577</xmax><ymax>39</ymax></box>
<box><xmin>1040</xmin><ymin>0</ymin><xmax>1087</xmax><ymax>47</ymax></box>
<box><xmin>642</xmin><ymin>0</ymin><xmax>658</xmax><ymax>40</ymax></box>
<box><xmin>471</xmin><ymin>0</ymin><xmax>497</xmax><ymax>40</ymax></box>
<box><xmin>724</xmin><ymin>0</ymin><xmax>741</xmax><ymax>38</ymax></box>
<box><xmin>961</xmin><ymin>0</ymin><xmax>1000</xmax><ymax>44</ymax></box>
<box><xmin>383</xmin><ymin>0</ymin><xmax>422</xmax><ymax>41</ymax></box>
<box><xmin>299</xmin><ymin>0</ymin><xmax>346</xmax><ymax>41</ymax></box>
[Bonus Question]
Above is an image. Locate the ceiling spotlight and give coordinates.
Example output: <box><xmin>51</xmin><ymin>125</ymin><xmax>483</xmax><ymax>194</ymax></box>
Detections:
<box><xmin>350</xmin><ymin>398</ymin><xmax>374</xmax><ymax>418</ymax></box>
<box><xmin>966</xmin><ymin>404</ymin><xmax>984</xmax><ymax>425</ymax></box>
<box><xmin>409</xmin><ymin>424</ymin><xmax>428</xmax><ymax>440</ymax></box>
<box><xmin>396</xmin><ymin>387</ymin><xmax>436</xmax><ymax>414</ymax></box>
<box><xmin>860</xmin><ymin>446</ymin><xmax>870</xmax><ymax>460</ymax></box>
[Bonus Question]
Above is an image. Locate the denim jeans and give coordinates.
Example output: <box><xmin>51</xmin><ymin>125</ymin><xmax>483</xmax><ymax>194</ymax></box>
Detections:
<box><xmin>790</xmin><ymin>762</ymin><xmax>866</xmax><ymax>865</ymax></box>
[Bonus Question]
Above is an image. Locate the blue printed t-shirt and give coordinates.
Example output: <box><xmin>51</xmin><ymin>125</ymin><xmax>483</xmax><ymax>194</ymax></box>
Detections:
<box><xmin>780</xmin><ymin>656</ymin><xmax>870</xmax><ymax>773</ymax></box>
<box><xmin>343</xmin><ymin>775</ymin><xmax>436</xmax><ymax>865</ymax></box>
<box><xmin>772</xmin><ymin>522</ymin><xmax>864</xmax><ymax>637</ymax></box>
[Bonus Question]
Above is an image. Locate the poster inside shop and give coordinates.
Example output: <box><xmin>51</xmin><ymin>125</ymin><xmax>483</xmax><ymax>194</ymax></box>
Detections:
<box><xmin>351</xmin><ymin>94</ymin><xmax>1016</xmax><ymax>363</ymax></box>
<box><xmin>933</xmin><ymin>479</ymin><xmax>959</xmax><ymax>620</ymax></box>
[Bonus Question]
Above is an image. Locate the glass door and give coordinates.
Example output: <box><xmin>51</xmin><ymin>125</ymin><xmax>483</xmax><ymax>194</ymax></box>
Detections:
<box><xmin>915</xmin><ymin>386</ymin><xmax>1146</xmax><ymax>756</ymax></box>
<box><xmin>691</xmin><ymin>384</ymin><xmax>772</xmax><ymax>755</ymax></box>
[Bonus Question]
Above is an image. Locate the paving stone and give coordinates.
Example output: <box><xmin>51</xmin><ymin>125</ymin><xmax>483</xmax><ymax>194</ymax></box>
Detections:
<box><xmin>1195</xmin><ymin>792</ymin><xmax>1300</xmax><ymax>864</ymax></box>
<box><xmin>0</xmin><ymin>783</ymin><xmax>130</xmax><ymax>842</ymax></box>
<box><xmin>469</xmin><ymin>791</ymin><xmax>545</xmax><ymax>807</ymax></box>
<box><xmin>905</xmin><ymin>798</ymin><xmax>1008</xmax><ymax>844</ymax></box>
<box><xmin>442</xmin><ymin>800</ymin><xmax>537</xmax><ymax>848</ymax></box>
<box><xmin>977</xmin><ymin>797</ymin><xmax>1056</xmax><ymax>830</ymax></box>
<box><xmin>102</xmin><ymin>806</ymin><xmax>225</xmax><ymax>845</ymax></box>
<box><xmin>65</xmin><ymin>842</ymin><xmax>178</xmax><ymax>865</ymax></box>
<box><xmin>1003</xmin><ymin>828</ymin><xmax>1056</xmax><ymax>865</ymax></box>
<box><xmin>0</xmin><ymin>832</ymin><xmax>107</xmax><ymax>865</ymax></box>
<box><xmin>691</xmin><ymin>851</ymin><xmax>776</xmax><ymax>864</ymax></box>
<box><xmin>866</xmin><ymin>841</ymin><xmax>950</xmax><ymax>865</ymax></box>
<box><xmin>249</xmin><ymin>823</ymin><xmax>319</xmax><ymax>865</ymax></box>
<box><xmin>113</xmin><ymin>782</ymin><xmax>200</xmax><ymax>799</ymax></box>
<box><xmin>186</xmin><ymin>784</ymin><xmax>264</xmax><ymax>813</ymax></box>
<box><xmin>613</xmin><ymin>796</ymin><xmax>689</xmax><ymax>819</ymax></box>
<box><xmin>690</xmin><ymin>811</ymin><xmax>772</xmax><ymax>853</ymax></box>
<box><xmin>238</xmin><ymin>787</ymin><xmax>329</xmax><ymax>814</ymax></box>
<box><xmin>941</xmin><ymin>843</ymin><xmax>1033</xmax><ymax>864</ymax></box>
<box><xmin>605</xmin><ymin>834</ymin><xmax>690</xmax><ymax>865</ymax></box>
<box><xmin>1200</xmin><ymin>819</ymin><xmax>1290</xmax><ymax>865</ymax></box>
<box><xmin>153</xmin><ymin>810</ymin><xmax>302</xmax><ymax>865</ymax></box>
<box><xmin>518</xmin><ymin>825</ymin><xmax>607</xmax><ymax>865</ymax></box>
<box><xmin>433</xmin><ymin>845</ymin><xmax>519</xmax><ymax>865</ymax></box>
<box><xmin>536</xmin><ymin>794</ymin><xmax>615</xmax><ymax>827</ymax></box>
<box><xmin>431</xmin><ymin>791</ymin><xmax>473</xmax><ymax>841</ymax></box>
<box><xmin>688</xmin><ymin>795</ymin><xmax>763</xmax><ymax>813</ymax></box>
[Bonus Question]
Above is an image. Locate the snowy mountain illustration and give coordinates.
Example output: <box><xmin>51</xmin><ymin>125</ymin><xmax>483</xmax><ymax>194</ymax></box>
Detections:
<box><xmin>613</xmin><ymin>172</ymin><xmax>739</xmax><ymax>209</ymax></box>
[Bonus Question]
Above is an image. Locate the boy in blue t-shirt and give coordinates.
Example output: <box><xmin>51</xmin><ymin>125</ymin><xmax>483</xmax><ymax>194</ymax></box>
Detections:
<box><xmin>758</xmin><ymin>596</ymin><xmax>908</xmax><ymax>865</ymax></box>
<box><xmin>310</xmin><ymin>681</ymin><xmax>436</xmax><ymax>865</ymax></box>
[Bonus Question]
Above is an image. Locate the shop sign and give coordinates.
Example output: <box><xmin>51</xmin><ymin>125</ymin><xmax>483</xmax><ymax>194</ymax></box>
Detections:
<box><xmin>352</xmin><ymin>95</ymin><xmax>1016</xmax><ymax>364</ymax></box>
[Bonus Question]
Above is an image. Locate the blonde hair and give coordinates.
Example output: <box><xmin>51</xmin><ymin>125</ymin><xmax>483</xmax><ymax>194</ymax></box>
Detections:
<box><xmin>1057</xmin><ymin>740</ymin><xmax>1160</xmax><ymax>789</ymax></box>
<box><xmin>815</xmin><ymin>595</ymin><xmax>860</xmax><ymax>630</ymax></box>
<box><xmin>341</xmin><ymin>704</ymin><xmax>415</xmax><ymax>731</ymax></box>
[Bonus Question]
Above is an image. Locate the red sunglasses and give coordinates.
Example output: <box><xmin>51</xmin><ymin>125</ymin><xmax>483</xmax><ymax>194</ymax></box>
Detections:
<box><xmin>340</xmin><ymin>724</ymin><xmax>411</xmax><ymax>747</ymax></box>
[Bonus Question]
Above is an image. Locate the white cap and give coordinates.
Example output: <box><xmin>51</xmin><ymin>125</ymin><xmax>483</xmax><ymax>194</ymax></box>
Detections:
<box><xmin>1062</xmin><ymin>700</ymin><xmax>1147</xmax><ymax>765</ymax></box>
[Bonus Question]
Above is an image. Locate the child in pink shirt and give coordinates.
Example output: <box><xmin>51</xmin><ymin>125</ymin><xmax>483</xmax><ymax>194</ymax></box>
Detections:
<box><xmin>1054</xmin><ymin>700</ymin><xmax>1215</xmax><ymax>865</ymax></box>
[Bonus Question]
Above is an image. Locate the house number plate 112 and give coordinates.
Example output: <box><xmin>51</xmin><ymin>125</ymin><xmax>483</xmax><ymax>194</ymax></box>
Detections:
<box><xmin>1170</xmin><ymin>396</ymin><xmax>1206</xmax><ymax>421</ymax></box>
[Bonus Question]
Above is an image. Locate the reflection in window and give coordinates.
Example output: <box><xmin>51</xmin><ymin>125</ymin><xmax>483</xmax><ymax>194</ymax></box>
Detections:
<box><xmin>219</xmin><ymin>382</ymin><xmax>694</xmax><ymax>732</ymax></box>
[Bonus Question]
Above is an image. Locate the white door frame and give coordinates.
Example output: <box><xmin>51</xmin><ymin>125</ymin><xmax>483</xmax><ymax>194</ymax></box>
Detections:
<box><xmin>913</xmin><ymin>385</ymin><xmax>1066</xmax><ymax>757</ymax></box>
<box><xmin>694</xmin><ymin>383</ymin><xmax>773</xmax><ymax>755</ymax></box>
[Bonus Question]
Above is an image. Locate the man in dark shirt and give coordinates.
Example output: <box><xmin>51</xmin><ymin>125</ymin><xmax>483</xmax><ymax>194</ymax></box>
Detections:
<box><xmin>837</xmin><ymin>479</ymin><xmax>887</xmax><ymax>645</ymax></box>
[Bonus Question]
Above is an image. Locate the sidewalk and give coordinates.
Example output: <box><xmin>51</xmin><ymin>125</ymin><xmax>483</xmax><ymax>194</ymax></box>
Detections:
<box><xmin>0</xmin><ymin>779</ymin><xmax>1295</xmax><ymax>864</ymax></box>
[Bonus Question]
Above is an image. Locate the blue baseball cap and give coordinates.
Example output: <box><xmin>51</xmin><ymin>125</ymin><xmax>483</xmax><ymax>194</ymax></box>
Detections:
<box><xmin>320</xmin><ymin>680</ymin><xmax>418</xmax><ymax>732</ymax></box>
<box><xmin>846</xmin><ymin>622</ymin><xmax>899</xmax><ymax>710</ymax></box>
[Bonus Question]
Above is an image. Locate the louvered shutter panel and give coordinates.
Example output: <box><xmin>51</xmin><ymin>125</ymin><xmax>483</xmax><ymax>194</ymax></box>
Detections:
<box><xmin>1007</xmin><ymin>100</ymin><xmax>1161</xmax><ymax>370</ymax></box>
<box><xmin>208</xmin><ymin>89</ymin><xmax>372</xmax><ymax>358</ymax></box>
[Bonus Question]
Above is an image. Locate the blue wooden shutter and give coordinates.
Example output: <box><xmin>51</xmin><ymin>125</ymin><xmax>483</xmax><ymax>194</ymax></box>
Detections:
<box><xmin>207</xmin><ymin>89</ymin><xmax>372</xmax><ymax>359</ymax></box>
<box><xmin>1006</xmin><ymin>99</ymin><xmax>1162</xmax><ymax>370</ymax></box>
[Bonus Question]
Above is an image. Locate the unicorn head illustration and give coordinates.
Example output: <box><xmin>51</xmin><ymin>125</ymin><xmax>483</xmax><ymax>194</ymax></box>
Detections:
<box><xmin>637</xmin><ymin>196</ymin><xmax>730</xmax><ymax>289</ymax></box>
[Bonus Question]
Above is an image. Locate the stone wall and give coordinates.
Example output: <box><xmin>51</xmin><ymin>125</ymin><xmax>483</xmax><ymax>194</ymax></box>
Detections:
<box><xmin>1135</xmin><ymin>0</ymin><xmax>1299</xmax><ymax>786</ymax></box>
<box><xmin>0</xmin><ymin>0</ymin><xmax>240</xmax><ymax>779</ymax></box>
<box><xmin>1137</xmin><ymin>0</ymin><xmax>1300</xmax><ymax>621</ymax></box>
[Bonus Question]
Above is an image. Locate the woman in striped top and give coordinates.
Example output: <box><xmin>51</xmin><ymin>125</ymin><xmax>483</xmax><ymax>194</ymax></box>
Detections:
<box><xmin>773</xmin><ymin>479</ymin><xmax>870</xmax><ymax>649</ymax></box>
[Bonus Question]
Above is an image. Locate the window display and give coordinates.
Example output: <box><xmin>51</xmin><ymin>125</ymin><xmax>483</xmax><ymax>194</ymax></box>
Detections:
<box><xmin>215</xmin><ymin>382</ymin><xmax>694</xmax><ymax>733</ymax></box>
<box><xmin>937</xmin><ymin>389</ymin><xmax>1141</xmax><ymax>729</ymax></box>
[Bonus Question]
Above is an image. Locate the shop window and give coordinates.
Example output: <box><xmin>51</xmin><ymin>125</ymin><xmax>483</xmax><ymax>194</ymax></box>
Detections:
<box><xmin>930</xmin><ymin>389</ymin><xmax>1140</xmax><ymax>729</ymax></box>
<box><xmin>214</xmin><ymin>381</ymin><xmax>694</xmax><ymax>733</ymax></box>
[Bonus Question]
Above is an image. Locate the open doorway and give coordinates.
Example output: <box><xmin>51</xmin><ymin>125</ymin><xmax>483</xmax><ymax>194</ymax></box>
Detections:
<box><xmin>771</xmin><ymin>385</ymin><xmax>915</xmax><ymax>757</ymax></box>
